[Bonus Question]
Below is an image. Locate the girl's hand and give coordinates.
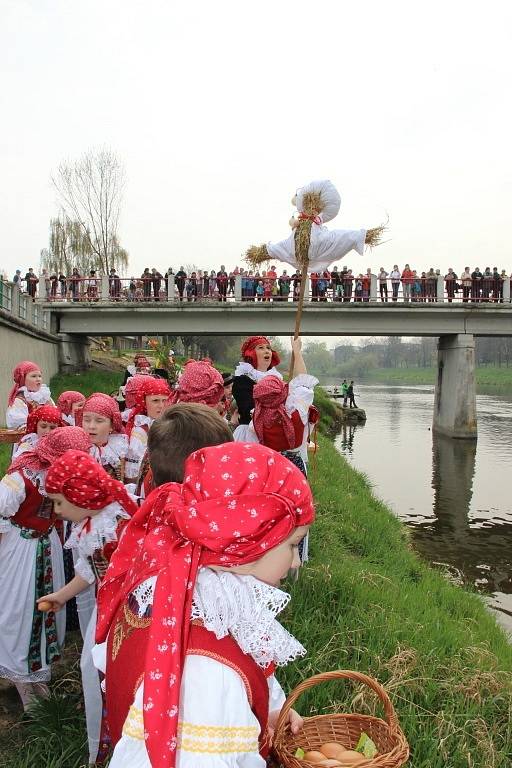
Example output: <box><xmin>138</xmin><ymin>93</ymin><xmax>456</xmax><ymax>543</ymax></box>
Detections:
<box><xmin>267</xmin><ymin>707</ymin><xmax>304</xmax><ymax>739</ymax></box>
<box><xmin>291</xmin><ymin>337</ymin><xmax>302</xmax><ymax>354</ymax></box>
<box><xmin>37</xmin><ymin>592</ymin><xmax>66</xmax><ymax>612</ymax></box>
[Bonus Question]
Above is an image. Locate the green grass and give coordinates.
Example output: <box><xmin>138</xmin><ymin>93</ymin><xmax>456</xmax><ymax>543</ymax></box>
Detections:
<box><xmin>362</xmin><ymin>365</ymin><xmax>512</xmax><ymax>392</ymax></box>
<box><xmin>278</xmin><ymin>435</ymin><xmax>512</xmax><ymax>767</ymax></box>
<box><xmin>2</xmin><ymin>368</ymin><xmax>512</xmax><ymax>767</ymax></box>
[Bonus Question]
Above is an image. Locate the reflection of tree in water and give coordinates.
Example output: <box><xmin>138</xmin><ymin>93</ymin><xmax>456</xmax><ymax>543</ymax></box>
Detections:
<box><xmin>387</xmin><ymin>393</ymin><xmax>402</xmax><ymax>437</ymax></box>
<box><xmin>409</xmin><ymin>435</ymin><xmax>512</xmax><ymax>596</ymax></box>
<box><xmin>339</xmin><ymin>423</ymin><xmax>361</xmax><ymax>455</ymax></box>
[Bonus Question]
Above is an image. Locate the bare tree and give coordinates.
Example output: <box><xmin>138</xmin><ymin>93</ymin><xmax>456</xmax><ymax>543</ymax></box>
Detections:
<box><xmin>52</xmin><ymin>148</ymin><xmax>128</xmax><ymax>274</ymax></box>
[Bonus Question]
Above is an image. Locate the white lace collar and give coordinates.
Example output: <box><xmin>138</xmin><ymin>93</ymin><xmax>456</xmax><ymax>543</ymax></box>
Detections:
<box><xmin>89</xmin><ymin>433</ymin><xmax>128</xmax><ymax>468</ymax></box>
<box><xmin>134</xmin><ymin>414</ymin><xmax>153</xmax><ymax>429</ymax></box>
<box><xmin>65</xmin><ymin>501</ymin><xmax>130</xmax><ymax>556</ymax></box>
<box><xmin>133</xmin><ymin>568</ymin><xmax>306</xmax><ymax>668</ymax></box>
<box><xmin>17</xmin><ymin>385</ymin><xmax>52</xmax><ymax>404</ymax></box>
<box><xmin>234</xmin><ymin>362</ymin><xmax>283</xmax><ymax>383</ymax></box>
<box><xmin>192</xmin><ymin>569</ymin><xmax>305</xmax><ymax>667</ymax></box>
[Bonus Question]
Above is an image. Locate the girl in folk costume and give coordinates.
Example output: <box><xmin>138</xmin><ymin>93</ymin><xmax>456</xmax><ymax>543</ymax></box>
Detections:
<box><xmin>137</xmin><ymin>362</ymin><xmax>226</xmax><ymax>500</ymax></box>
<box><xmin>57</xmin><ymin>390</ymin><xmax>86</xmax><ymax>426</ymax></box>
<box><xmin>172</xmin><ymin>359</ymin><xmax>225</xmax><ymax>411</ymax></box>
<box><xmin>232</xmin><ymin>336</ymin><xmax>282</xmax><ymax>441</ymax></box>
<box><xmin>251</xmin><ymin>338</ymin><xmax>318</xmax><ymax>475</ymax></box>
<box><xmin>40</xmin><ymin>451</ymin><xmax>138</xmax><ymax>766</ymax></box>
<box><xmin>79</xmin><ymin>393</ymin><xmax>129</xmax><ymax>482</ymax></box>
<box><xmin>124</xmin><ymin>377</ymin><xmax>171</xmax><ymax>488</ymax></box>
<box><xmin>0</xmin><ymin>427</ymin><xmax>91</xmax><ymax>709</ymax></box>
<box><xmin>121</xmin><ymin>374</ymin><xmax>148</xmax><ymax>424</ymax></box>
<box><xmin>12</xmin><ymin>404</ymin><xmax>64</xmax><ymax>459</ymax></box>
<box><xmin>94</xmin><ymin>443</ymin><xmax>313</xmax><ymax>768</ymax></box>
<box><xmin>6</xmin><ymin>361</ymin><xmax>54</xmax><ymax>430</ymax></box>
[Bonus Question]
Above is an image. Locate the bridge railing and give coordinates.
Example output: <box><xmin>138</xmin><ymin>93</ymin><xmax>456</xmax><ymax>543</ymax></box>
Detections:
<box><xmin>0</xmin><ymin>279</ymin><xmax>52</xmax><ymax>333</ymax></box>
<box><xmin>37</xmin><ymin>272</ymin><xmax>512</xmax><ymax>305</ymax></box>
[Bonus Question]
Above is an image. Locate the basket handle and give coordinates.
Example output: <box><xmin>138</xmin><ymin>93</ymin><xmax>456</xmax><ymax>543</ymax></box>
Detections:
<box><xmin>274</xmin><ymin>669</ymin><xmax>400</xmax><ymax>740</ymax></box>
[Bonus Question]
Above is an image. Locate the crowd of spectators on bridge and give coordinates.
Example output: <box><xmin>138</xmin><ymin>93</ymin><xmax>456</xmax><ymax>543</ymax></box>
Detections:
<box><xmin>9</xmin><ymin>263</ymin><xmax>512</xmax><ymax>303</ymax></box>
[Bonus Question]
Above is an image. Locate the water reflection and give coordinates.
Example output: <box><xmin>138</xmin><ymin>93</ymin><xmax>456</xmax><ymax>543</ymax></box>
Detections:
<box><xmin>332</xmin><ymin>384</ymin><xmax>512</xmax><ymax>632</ymax></box>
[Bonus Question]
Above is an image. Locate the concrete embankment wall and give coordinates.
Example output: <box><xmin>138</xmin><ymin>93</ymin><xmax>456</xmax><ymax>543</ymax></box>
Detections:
<box><xmin>0</xmin><ymin>314</ymin><xmax>60</xmax><ymax>426</ymax></box>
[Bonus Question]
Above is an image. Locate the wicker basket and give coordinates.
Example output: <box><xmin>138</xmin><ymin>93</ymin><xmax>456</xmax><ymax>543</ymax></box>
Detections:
<box><xmin>0</xmin><ymin>428</ymin><xmax>24</xmax><ymax>445</ymax></box>
<box><xmin>273</xmin><ymin>670</ymin><xmax>409</xmax><ymax>768</ymax></box>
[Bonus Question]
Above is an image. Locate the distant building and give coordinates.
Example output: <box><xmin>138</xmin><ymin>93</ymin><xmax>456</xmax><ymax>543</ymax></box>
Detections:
<box><xmin>334</xmin><ymin>345</ymin><xmax>355</xmax><ymax>364</ymax></box>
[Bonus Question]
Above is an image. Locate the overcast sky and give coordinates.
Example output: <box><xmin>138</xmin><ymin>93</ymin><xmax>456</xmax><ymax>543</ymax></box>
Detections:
<box><xmin>1</xmin><ymin>0</ymin><xmax>511</xmax><ymax>283</ymax></box>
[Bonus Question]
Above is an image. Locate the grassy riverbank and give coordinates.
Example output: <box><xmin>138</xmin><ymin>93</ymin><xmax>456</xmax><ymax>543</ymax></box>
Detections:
<box><xmin>1</xmin><ymin>376</ymin><xmax>512</xmax><ymax>767</ymax></box>
<box><xmin>359</xmin><ymin>365</ymin><xmax>512</xmax><ymax>391</ymax></box>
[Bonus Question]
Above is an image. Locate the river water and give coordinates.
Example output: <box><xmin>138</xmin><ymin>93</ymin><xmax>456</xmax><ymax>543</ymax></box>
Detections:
<box><xmin>328</xmin><ymin>384</ymin><xmax>512</xmax><ymax>634</ymax></box>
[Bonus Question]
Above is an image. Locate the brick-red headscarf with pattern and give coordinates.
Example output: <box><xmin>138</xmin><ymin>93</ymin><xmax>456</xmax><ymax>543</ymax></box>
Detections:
<box><xmin>124</xmin><ymin>374</ymin><xmax>148</xmax><ymax>409</ymax></box>
<box><xmin>173</xmin><ymin>359</ymin><xmax>224</xmax><ymax>407</ymax></box>
<box><xmin>8</xmin><ymin>426</ymin><xmax>92</xmax><ymax>474</ymax></box>
<box><xmin>8</xmin><ymin>361</ymin><xmax>41</xmax><ymax>405</ymax></box>
<box><xmin>46</xmin><ymin>449</ymin><xmax>138</xmax><ymax>515</ymax></box>
<box><xmin>252</xmin><ymin>375</ymin><xmax>295</xmax><ymax>449</ymax></box>
<box><xmin>96</xmin><ymin>442</ymin><xmax>314</xmax><ymax>768</ymax></box>
<box><xmin>78</xmin><ymin>393</ymin><xmax>123</xmax><ymax>434</ymax></box>
<box><xmin>25</xmin><ymin>405</ymin><xmax>64</xmax><ymax>435</ymax></box>
<box><xmin>241</xmin><ymin>336</ymin><xmax>280</xmax><ymax>369</ymax></box>
<box><xmin>56</xmin><ymin>391</ymin><xmax>85</xmax><ymax>416</ymax></box>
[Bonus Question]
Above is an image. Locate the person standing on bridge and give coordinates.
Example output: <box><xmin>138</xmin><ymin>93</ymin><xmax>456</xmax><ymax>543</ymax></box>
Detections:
<box><xmin>389</xmin><ymin>265</ymin><xmax>401</xmax><ymax>302</ymax></box>
<box><xmin>378</xmin><ymin>267</ymin><xmax>388</xmax><ymax>302</ymax></box>
<box><xmin>216</xmin><ymin>264</ymin><xmax>229</xmax><ymax>302</ymax></box>
<box><xmin>175</xmin><ymin>266</ymin><xmax>187</xmax><ymax>301</ymax></box>
<box><xmin>24</xmin><ymin>268</ymin><xmax>38</xmax><ymax>300</ymax></box>
<box><xmin>401</xmin><ymin>263</ymin><xmax>413</xmax><ymax>302</ymax></box>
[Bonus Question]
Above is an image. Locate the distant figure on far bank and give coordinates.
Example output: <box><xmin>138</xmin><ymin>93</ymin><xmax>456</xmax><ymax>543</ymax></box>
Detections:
<box><xmin>341</xmin><ymin>378</ymin><xmax>349</xmax><ymax>406</ymax></box>
<box><xmin>347</xmin><ymin>380</ymin><xmax>357</xmax><ymax>408</ymax></box>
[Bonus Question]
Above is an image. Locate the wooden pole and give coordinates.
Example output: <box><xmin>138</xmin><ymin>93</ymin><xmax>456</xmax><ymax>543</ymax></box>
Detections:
<box><xmin>288</xmin><ymin>262</ymin><xmax>309</xmax><ymax>379</ymax></box>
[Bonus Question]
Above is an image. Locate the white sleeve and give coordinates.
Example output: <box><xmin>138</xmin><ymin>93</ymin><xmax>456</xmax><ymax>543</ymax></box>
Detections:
<box><xmin>268</xmin><ymin>675</ymin><xmax>286</xmax><ymax>713</ymax></box>
<box><xmin>0</xmin><ymin>471</ymin><xmax>26</xmax><ymax>530</ymax></box>
<box><xmin>6</xmin><ymin>398</ymin><xmax>29</xmax><ymax>429</ymax></box>
<box><xmin>12</xmin><ymin>433</ymin><xmax>37</xmax><ymax>460</ymax></box>
<box><xmin>74</xmin><ymin>556</ymin><xmax>96</xmax><ymax>585</ymax></box>
<box><xmin>109</xmin><ymin>656</ymin><xmax>265</xmax><ymax>768</ymax></box>
<box><xmin>125</xmin><ymin>427</ymin><xmax>148</xmax><ymax>480</ymax></box>
<box><xmin>286</xmin><ymin>374</ymin><xmax>318</xmax><ymax>425</ymax></box>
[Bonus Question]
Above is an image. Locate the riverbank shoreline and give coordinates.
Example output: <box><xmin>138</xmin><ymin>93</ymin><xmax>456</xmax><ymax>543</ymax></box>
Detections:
<box><xmin>338</xmin><ymin>366</ymin><xmax>512</xmax><ymax>393</ymax></box>
<box><xmin>1</xmin><ymin>378</ymin><xmax>511</xmax><ymax>767</ymax></box>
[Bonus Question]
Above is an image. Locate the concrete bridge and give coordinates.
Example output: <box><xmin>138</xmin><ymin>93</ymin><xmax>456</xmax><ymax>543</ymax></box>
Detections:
<box><xmin>2</xmin><ymin>278</ymin><xmax>511</xmax><ymax>439</ymax></box>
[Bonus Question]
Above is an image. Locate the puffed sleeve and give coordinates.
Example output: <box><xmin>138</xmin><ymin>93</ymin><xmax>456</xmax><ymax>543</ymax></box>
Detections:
<box><xmin>125</xmin><ymin>427</ymin><xmax>148</xmax><ymax>480</ymax></box>
<box><xmin>0</xmin><ymin>471</ymin><xmax>26</xmax><ymax>531</ymax></box>
<box><xmin>12</xmin><ymin>433</ymin><xmax>37</xmax><ymax>459</ymax></box>
<box><xmin>232</xmin><ymin>375</ymin><xmax>255</xmax><ymax>425</ymax></box>
<box><xmin>286</xmin><ymin>374</ymin><xmax>318</xmax><ymax>424</ymax></box>
<box><xmin>109</xmin><ymin>656</ymin><xmax>266</xmax><ymax>768</ymax></box>
<box><xmin>5</xmin><ymin>398</ymin><xmax>29</xmax><ymax>429</ymax></box>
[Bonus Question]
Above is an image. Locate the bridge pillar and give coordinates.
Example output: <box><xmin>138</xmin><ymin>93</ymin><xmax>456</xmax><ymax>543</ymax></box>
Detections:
<box><xmin>504</xmin><ymin>277</ymin><xmax>511</xmax><ymax>303</ymax></box>
<box><xmin>436</xmin><ymin>274</ymin><xmax>445</xmax><ymax>302</ymax></box>
<box><xmin>59</xmin><ymin>334</ymin><xmax>92</xmax><ymax>372</ymax></box>
<box><xmin>433</xmin><ymin>334</ymin><xmax>477</xmax><ymax>439</ymax></box>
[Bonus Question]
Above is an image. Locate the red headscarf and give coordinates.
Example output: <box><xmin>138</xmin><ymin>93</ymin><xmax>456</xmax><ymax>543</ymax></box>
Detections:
<box><xmin>8</xmin><ymin>426</ymin><xmax>92</xmax><ymax>475</ymax></box>
<box><xmin>46</xmin><ymin>450</ymin><xmax>138</xmax><ymax>515</ymax></box>
<box><xmin>125</xmin><ymin>377</ymin><xmax>171</xmax><ymax>435</ymax></box>
<box><xmin>25</xmin><ymin>405</ymin><xmax>64</xmax><ymax>436</ymax></box>
<box><xmin>78</xmin><ymin>393</ymin><xmax>123</xmax><ymax>434</ymax></box>
<box><xmin>124</xmin><ymin>375</ymin><xmax>148</xmax><ymax>409</ymax></box>
<box><xmin>241</xmin><ymin>336</ymin><xmax>280</xmax><ymax>369</ymax></box>
<box><xmin>96</xmin><ymin>442</ymin><xmax>314</xmax><ymax>768</ymax></box>
<box><xmin>252</xmin><ymin>375</ymin><xmax>296</xmax><ymax>449</ymax></box>
<box><xmin>8</xmin><ymin>361</ymin><xmax>41</xmax><ymax>406</ymax></box>
<box><xmin>56</xmin><ymin>391</ymin><xmax>85</xmax><ymax>416</ymax></box>
<box><xmin>173</xmin><ymin>360</ymin><xmax>224</xmax><ymax>407</ymax></box>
